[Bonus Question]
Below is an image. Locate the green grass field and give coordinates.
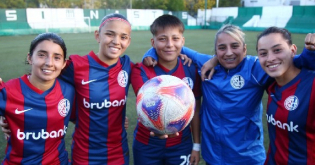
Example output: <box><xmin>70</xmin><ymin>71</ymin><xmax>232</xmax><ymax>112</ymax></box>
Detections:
<box><xmin>0</xmin><ymin>30</ymin><xmax>307</xmax><ymax>164</ymax></box>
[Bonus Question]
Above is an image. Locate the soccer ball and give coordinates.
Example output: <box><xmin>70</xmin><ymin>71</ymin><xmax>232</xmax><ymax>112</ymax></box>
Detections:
<box><xmin>136</xmin><ymin>75</ymin><xmax>195</xmax><ymax>135</ymax></box>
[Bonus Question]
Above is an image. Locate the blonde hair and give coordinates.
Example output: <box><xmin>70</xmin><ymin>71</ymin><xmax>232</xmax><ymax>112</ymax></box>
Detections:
<box><xmin>214</xmin><ymin>24</ymin><xmax>245</xmax><ymax>54</ymax></box>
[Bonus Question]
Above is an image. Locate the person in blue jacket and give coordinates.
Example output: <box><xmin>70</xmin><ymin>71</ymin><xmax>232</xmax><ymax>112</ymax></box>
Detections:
<box><xmin>143</xmin><ymin>24</ymin><xmax>315</xmax><ymax>164</ymax></box>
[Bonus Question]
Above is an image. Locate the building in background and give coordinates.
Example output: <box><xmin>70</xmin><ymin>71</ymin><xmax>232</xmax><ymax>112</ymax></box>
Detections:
<box><xmin>241</xmin><ymin>0</ymin><xmax>315</xmax><ymax>7</ymax></box>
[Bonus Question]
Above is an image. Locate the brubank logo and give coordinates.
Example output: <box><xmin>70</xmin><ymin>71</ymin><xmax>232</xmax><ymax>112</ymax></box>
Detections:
<box><xmin>83</xmin><ymin>96</ymin><xmax>127</xmax><ymax>109</ymax></box>
<box><xmin>266</xmin><ymin>114</ymin><xmax>298</xmax><ymax>132</ymax></box>
<box><xmin>17</xmin><ymin>125</ymin><xmax>67</xmax><ymax>140</ymax></box>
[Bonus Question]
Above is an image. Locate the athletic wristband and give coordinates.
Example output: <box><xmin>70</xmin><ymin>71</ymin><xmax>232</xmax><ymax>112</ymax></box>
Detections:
<box><xmin>193</xmin><ymin>143</ymin><xmax>201</xmax><ymax>151</ymax></box>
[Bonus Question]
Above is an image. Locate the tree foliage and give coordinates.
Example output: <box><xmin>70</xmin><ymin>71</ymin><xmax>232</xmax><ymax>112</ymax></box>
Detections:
<box><xmin>185</xmin><ymin>0</ymin><xmax>215</xmax><ymax>16</ymax></box>
<box><xmin>99</xmin><ymin>0</ymin><xmax>130</xmax><ymax>9</ymax></box>
<box><xmin>133</xmin><ymin>0</ymin><xmax>168</xmax><ymax>10</ymax></box>
<box><xmin>26</xmin><ymin>0</ymin><xmax>40</xmax><ymax>8</ymax></box>
<box><xmin>218</xmin><ymin>0</ymin><xmax>241</xmax><ymax>7</ymax></box>
<box><xmin>39</xmin><ymin>0</ymin><xmax>87</xmax><ymax>8</ymax></box>
<box><xmin>40</xmin><ymin>0</ymin><xmax>72</xmax><ymax>8</ymax></box>
<box><xmin>167</xmin><ymin>0</ymin><xmax>185</xmax><ymax>11</ymax></box>
<box><xmin>0</xmin><ymin>0</ymin><xmax>238</xmax><ymax>14</ymax></box>
<box><xmin>0</xmin><ymin>0</ymin><xmax>26</xmax><ymax>8</ymax></box>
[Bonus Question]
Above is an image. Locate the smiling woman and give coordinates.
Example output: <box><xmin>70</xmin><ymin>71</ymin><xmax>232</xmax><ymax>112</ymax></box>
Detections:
<box><xmin>256</xmin><ymin>27</ymin><xmax>315</xmax><ymax>165</ymax></box>
<box><xmin>26</xmin><ymin>40</ymin><xmax>67</xmax><ymax>91</ymax></box>
<box><xmin>214</xmin><ymin>25</ymin><xmax>246</xmax><ymax>70</ymax></box>
<box><xmin>55</xmin><ymin>13</ymin><xmax>134</xmax><ymax>165</ymax></box>
<box><xmin>257</xmin><ymin>28</ymin><xmax>298</xmax><ymax>86</ymax></box>
<box><xmin>0</xmin><ymin>32</ymin><xmax>76</xmax><ymax>164</ymax></box>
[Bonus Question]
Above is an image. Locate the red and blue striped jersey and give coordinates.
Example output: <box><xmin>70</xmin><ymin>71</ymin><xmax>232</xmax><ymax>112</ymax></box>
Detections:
<box><xmin>0</xmin><ymin>75</ymin><xmax>75</xmax><ymax>165</ymax></box>
<box><xmin>265</xmin><ymin>69</ymin><xmax>315</xmax><ymax>165</ymax></box>
<box><xmin>60</xmin><ymin>51</ymin><xmax>133</xmax><ymax>164</ymax></box>
<box><xmin>131</xmin><ymin>58</ymin><xmax>201</xmax><ymax>147</ymax></box>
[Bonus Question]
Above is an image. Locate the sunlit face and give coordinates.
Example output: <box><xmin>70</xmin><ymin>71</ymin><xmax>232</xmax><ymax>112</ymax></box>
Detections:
<box><xmin>257</xmin><ymin>33</ymin><xmax>296</xmax><ymax>79</ymax></box>
<box><xmin>27</xmin><ymin>40</ymin><xmax>66</xmax><ymax>87</ymax></box>
<box><xmin>95</xmin><ymin>20</ymin><xmax>131</xmax><ymax>65</ymax></box>
<box><xmin>151</xmin><ymin>27</ymin><xmax>185</xmax><ymax>68</ymax></box>
<box><xmin>216</xmin><ymin>33</ymin><xmax>246</xmax><ymax>69</ymax></box>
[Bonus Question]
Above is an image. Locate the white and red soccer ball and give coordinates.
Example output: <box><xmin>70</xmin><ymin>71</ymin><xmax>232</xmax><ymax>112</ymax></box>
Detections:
<box><xmin>136</xmin><ymin>75</ymin><xmax>195</xmax><ymax>135</ymax></box>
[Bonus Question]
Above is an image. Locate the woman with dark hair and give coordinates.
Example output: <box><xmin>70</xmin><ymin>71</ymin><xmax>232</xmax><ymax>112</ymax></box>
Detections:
<box><xmin>257</xmin><ymin>27</ymin><xmax>315</xmax><ymax>165</ymax></box>
<box><xmin>0</xmin><ymin>32</ymin><xmax>75</xmax><ymax>164</ymax></box>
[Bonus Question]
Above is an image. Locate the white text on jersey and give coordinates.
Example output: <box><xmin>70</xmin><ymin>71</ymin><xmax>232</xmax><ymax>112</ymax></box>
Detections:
<box><xmin>83</xmin><ymin>96</ymin><xmax>127</xmax><ymax>109</ymax></box>
<box><xmin>17</xmin><ymin>125</ymin><xmax>67</xmax><ymax>140</ymax></box>
<box><xmin>266</xmin><ymin>114</ymin><xmax>299</xmax><ymax>132</ymax></box>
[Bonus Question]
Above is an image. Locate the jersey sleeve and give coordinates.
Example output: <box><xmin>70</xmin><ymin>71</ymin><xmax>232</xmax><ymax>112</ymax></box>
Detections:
<box><xmin>142</xmin><ymin>47</ymin><xmax>158</xmax><ymax>61</ymax></box>
<box><xmin>59</xmin><ymin>58</ymin><xmax>75</xmax><ymax>86</ymax></box>
<box><xmin>0</xmin><ymin>84</ymin><xmax>6</xmax><ymax>116</ymax></box>
<box><xmin>181</xmin><ymin>47</ymin><xmax>213</xmax><ymax>67</ymax></box>
<box><xmin>293</xmin><ymin>47</ymin><xmax>315</xmax><ymax>70</ymax></box>
<box><xmin>142</xmin><ymin>46</ymin><xmax>213</xmax><ymax>69</ymax></box>
<box><xmin>251</xmin><ymin>56</ymin><xmax>274</xmax><ymax>88</ymax></box>
<box><xmin>131</xmin><ymin>63</ymin><xmax>149</xmax><ymax>95</ymax></box>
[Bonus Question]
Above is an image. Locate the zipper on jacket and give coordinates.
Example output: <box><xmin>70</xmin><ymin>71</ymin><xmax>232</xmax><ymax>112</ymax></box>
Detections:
<box><xmin>224</xmin><ymin>69</ymin><xmax>229</xmax><ymax>79</ymax></box>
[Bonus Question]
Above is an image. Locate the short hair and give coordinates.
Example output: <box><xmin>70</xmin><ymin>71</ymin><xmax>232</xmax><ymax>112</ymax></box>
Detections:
<box><xmin>256</xmin><ymin>26</ymin><xmax>292</xmax><ymax>51</ymax></box>
<box><xmin>214</xmin><ymin>24</ymin><xmax>245</xmax><ymax>54</ymax></box>
<box><xmin>99</xmin><ymin>13</ymin><xmax>130</xmax><ymax>32</ymax></box>
<box><xmin>150</xmin><ymin>14</ymin><xmax>185</xmax><ymax>36</ymax></box>
<box><xmin>29</xmin><ymin>32</ymin><xmax>67</xmax><ymax>61</ymax></box>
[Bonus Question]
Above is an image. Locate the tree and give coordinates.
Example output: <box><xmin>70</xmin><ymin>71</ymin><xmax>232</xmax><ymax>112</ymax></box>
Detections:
<box><xmin>24</xmin><ymin>0</ymin><xmax>40</xmax><ymax>8</ymax></box>
<box><xmin>185</xmin><ymin>0</ymin><xmax>215</xmax><ymax>17</ymax></box>
<box><xmin>218</xmin><ymin>0</ymin><xmax>241</xmax><ymax>7</ymax></box>
<box><xmin>40</xmin><ymin>0</ymin><xmax>72</xmax><ymax>8</ymax></box>
<box><xmin>133</xmin><ymin>0</ymin><xmax>168</xmax><ymax>10</ymax></box>
<box><xmin>0</xmin><ymin>0</ymin><xmax>26</xmax><ymax>8</ymax></box>
<box><xmin>70</xmin><ymin>0</ymin><xmax>86</xmax><ymax>8</ymax></box>
<box><xmin>99</xmin><ymin>0</ymin><xmax>130</xmax><ymax>9</ymax></box>
<box><xmin>168</xmin><ymin>0</ymin><xmax>185</xmax><ymax>11</ymax></box>
<box><xmin>0</xmin><ymin>0</ymin><xmax>222</xmax><ymax>12</ymax></box>
<box><xmin>38</xmin><ymin>0</ymin><xmax>87</xmax><ymax>8</ymax></box>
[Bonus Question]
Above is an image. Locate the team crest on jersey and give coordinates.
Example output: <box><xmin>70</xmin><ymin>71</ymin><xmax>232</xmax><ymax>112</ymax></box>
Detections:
<box><xmin>182</xmin><ymin>77</ymin><xmax>194</xmax><ymax>89</ymax></box>
<box><xmin>284</xmin><ymin>95</ymin><xmax>299</xmax><ymax>111</ymax></box>
<box><xmin>230</xmin><ymin>75</ymin><xmax>245</xmax><ymax>89</ymax></box>
<box><xmin>117</xmin><ymin>70</ymin><xmax>128</xmax><ymax>87</ymax></box>
<box><xmin>58</xmin><ymin>99</ymin><xmax>71</xmax><ymax>117</ymax></box>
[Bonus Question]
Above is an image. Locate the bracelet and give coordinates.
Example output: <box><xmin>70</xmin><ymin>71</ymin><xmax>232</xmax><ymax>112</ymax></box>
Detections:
<box><xmin>192</xmin><ymin>143</ymin><xmax>201</xmax><ymax>151</ymax></box>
